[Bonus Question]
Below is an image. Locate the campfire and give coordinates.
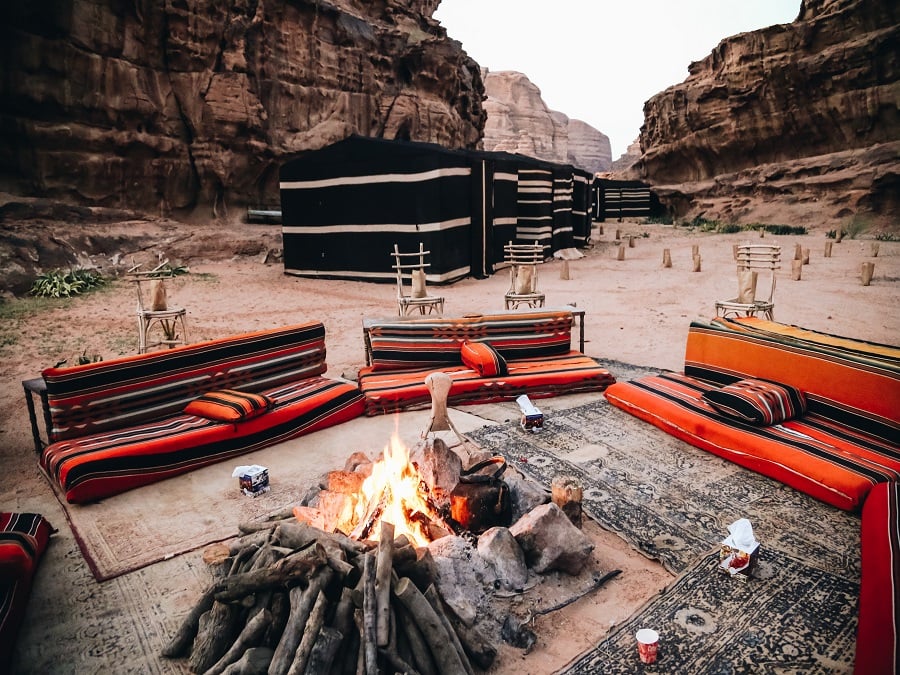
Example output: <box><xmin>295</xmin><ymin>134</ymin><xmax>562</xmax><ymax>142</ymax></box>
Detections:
<box><xmin>162</xmin><ymin>374</ymin><xmax>615</xmax><ymax>674</ymax></box>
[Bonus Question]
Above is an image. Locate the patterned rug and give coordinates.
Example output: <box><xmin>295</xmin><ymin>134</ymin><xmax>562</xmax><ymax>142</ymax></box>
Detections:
<box><xmin>467</xmin><ymin>397</ymin><xmax>862</xmax><ymax>673</ymax></box>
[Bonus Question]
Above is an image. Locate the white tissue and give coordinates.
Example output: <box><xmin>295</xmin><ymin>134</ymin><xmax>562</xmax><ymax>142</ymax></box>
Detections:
<box><xmin>723</xmin><ymin>518</ymin><xmax>758</xmax><ymax>552</ymax></box>
<box><xmin>232</xmin><ymin>464</ymin><xmax>266</xmax><ymax>478</ymax></box>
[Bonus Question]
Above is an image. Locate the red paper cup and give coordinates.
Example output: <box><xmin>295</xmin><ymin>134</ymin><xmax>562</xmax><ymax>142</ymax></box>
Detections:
<box><xmin>636</xmin><ymin>628</ymin><xmax>659</xmax><ymax>664</ymax></box>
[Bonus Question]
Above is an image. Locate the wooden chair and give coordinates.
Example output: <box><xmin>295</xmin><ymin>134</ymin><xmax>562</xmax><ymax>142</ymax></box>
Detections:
<box><xmin>128</xmin><ymin>266</ymin><xmax>188</xmax><ymax>353</ymax></box>
<box><xmin>504</xmin><ymin>241</ymin><xmax>545</xmax><ymax>309</ymax></box>
<box><xmin>715</xmin><ymin>244</ymin><xmax>781</xmax><ymax>320</ymax></box>
<box><xmin>392</xmin><ymin>243</ymin><xmax>444</xmax><ymax>316</ymax></box>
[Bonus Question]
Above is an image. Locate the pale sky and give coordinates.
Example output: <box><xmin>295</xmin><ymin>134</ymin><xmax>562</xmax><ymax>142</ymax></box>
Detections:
<box><xmin>433</xmin><ymin>0</ymin><xmax>801</xmax><ymax>159</ymax></box>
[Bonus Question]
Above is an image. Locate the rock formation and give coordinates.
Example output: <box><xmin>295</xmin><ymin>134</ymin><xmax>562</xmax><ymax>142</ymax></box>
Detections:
<box><xmin>482</xmin><ymin>70</ymin><xmax>611</xmax><ymax>174</ymax></box>
<box><xmin>0</xmin><ymin>0</ymin><xmax>485</xmax><ymax>219</ymax></box>
<box><xmin>610</xmin><ymin>138</ymin><xmax>642</xmax><ymax>175</ymax></box>
<box><xmin>637</xmin><ymin>0</ymin><xmax>899</xmax><ymax>225</ymax></box>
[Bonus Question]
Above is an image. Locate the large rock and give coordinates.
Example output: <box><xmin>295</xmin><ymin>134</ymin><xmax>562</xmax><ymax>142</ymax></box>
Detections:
<box><xmin>0</xmin><ymin>0</ymin><xmax>485</xmax><ymax>218</ymax></box>
<box><xmin>482</xmin><ymin>70</ymin><xmax>611</xmax><ymax>174</ymax></box>
<box><xmin>509</xmin><ymin>502</ymin><xmax>594</xmax><ymax>575</ymax></box>
<box><xmin>637</xmin><ymin>0</ymin><xmax>900</xmax><ymax>226</ymax></box>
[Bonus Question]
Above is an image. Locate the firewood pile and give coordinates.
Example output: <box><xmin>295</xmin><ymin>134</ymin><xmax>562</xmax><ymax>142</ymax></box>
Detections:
<box><xmin>161</xmin><ymin>518</ymin><xmax>495</xmax><ymax>675</ymax></box>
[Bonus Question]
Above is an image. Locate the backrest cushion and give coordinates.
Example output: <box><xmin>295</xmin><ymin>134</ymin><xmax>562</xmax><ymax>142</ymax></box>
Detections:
<box><xmin>461</xmin><ymin>341</ymin><xmax>509</xmax><ymax>377</ymax></box>
<box><xmin>0</xmin><ymin>513</ymin><xmax>53</xmax><ymax>579</ymax></box>
<box><xmin>366</xmin><ymin>311</ymin><xmax>573</xmax><ymax>371</ymax></box>
<box><xmin>685</xmin><ymin>318</ymin><xmax>900</xmax><ymax>444</ymax></box>
<box><xmin>702</xmin><ymin>378</ymin><xmax>807</xmax><ymax>425</ymax></box>
<box><xmin>185</xmin><ymin>390</ymin><xmax>275</xmax><ymax>423</ymax></box>
<box><xmin>43</xmin><ymin>322</ymin><xmax>327</xmax><ymax>442</ymax></box>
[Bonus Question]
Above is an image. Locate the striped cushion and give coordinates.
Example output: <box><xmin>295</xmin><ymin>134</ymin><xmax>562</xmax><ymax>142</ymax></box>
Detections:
<box><xmin>855</xmin><ymin>481</ymin><xmax>900</xmax><ymax>674</ymax></box>
<box><xmin>685</xmin><ymin>319</ymin><xmax>900</xmax><ymax>446</ymax></box>
<box><xmin>360</xmin><ymin>353</ymin><xmax>614</xmax><ymax>416</ymax></box>
<box><xmin>42</xmin><ymin>322</ymin><xmax>328</xmax><ymax>443</ymax></box>
<box><xmin>605</xmin><ymin>373</ymin><xmax>900</xmax><ymax>511</ymax></box>
<box><xmin>0</xmin><ymin>513</ymin><xmax>52</xmax><ymax>669</ymax></box>
<box><xmin>460</xmin><ymin>341</ymin><xmax>508</xmax><ymax>377</ymax></box>
<box><xmin>702</xmin><ymin>378</ymin><xmax>807</xmax><ymax>425</ymax></box>
<box><xmin>365</xmin><ymin>311</ymin><xmax>574</xmax><ymax>371</ymax></box>
<box><xmin>185</xmin><ymin>390</ymin><xmax>275</xmax><ymax>422</ymax></box>
<box><xmin>41</xmin><ymin>377</ymin><xmax>365</xmax><ymax>504</ymax></box>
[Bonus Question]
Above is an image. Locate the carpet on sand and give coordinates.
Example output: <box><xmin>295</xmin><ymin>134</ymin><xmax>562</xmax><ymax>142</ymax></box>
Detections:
<box><xmin>467</xmin><ymin>397</ymin><xmax>861</xmax><ymax>674</ymax></box>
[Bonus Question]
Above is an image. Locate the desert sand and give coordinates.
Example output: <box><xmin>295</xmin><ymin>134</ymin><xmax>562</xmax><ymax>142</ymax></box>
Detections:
<box><xmin>1</xmin><ymin>218</ymin><xmax>897</xmax><ymax>673</ymax></box>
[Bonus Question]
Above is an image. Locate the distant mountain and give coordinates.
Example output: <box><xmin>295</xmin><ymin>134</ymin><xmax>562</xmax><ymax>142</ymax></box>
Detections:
<box><xmin>481</xmin><ymin>70</ymin><xmax>612</xmax><ymax>174</ymax></box>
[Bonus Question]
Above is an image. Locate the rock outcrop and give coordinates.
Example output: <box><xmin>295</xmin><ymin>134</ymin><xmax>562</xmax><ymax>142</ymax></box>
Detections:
<box><xmin>0</xmin><ymin>0</ymin><xmax>485</xmax><ymax>219</ymax></box>
<box><xmin>610</xmin><ymin>138</ymin><xmax>642</xmax><ymax>175</ymax></box>
<box><xmin>482</xmin><ymin>70</ymin><xmax>611</xmax><ymax>174</ymax></box>
<box><xmin>638</xmin><ymin>0</ymin><xmax>899</xmax><ymax>225</ymax></box>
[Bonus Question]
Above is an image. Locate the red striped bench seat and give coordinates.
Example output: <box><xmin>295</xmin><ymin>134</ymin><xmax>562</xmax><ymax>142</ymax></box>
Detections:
<box><xmin>604</xmin><ymin>318</ymin><xmax>899</xmax><ymax>511</ymax></box>
<box><xmin>359</xmin><ymin>310</ymin><xmax>614</xmax><ymax>415</ymax></box>
<box><xmin>39</xmin><ymin>323</ymin><xmax>365</xmax><ymax>504</ymax></box>
<box><xmin>855</xmin><ymin>480</ymin><xmax>900</xmax><ymax>674</ymax></box>
<box><xmin>0</xmin><ymin>513</ymin><xmax>53</xmax><ymax>669</ymax></box>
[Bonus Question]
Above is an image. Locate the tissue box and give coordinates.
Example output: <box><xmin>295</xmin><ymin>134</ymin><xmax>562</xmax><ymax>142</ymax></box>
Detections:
<box><xmin>239</xmin><ymin>465</ymin><xmax>270</xmax><ymax>497</ymax></box>
<box><xmin>718</xmin><ymin>541</ymin><xmax>759</xmax><ymax>580</ymax></box>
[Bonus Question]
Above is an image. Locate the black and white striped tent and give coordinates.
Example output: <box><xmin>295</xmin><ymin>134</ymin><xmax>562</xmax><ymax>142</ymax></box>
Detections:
<box><xmin>279</xmin><ymin>136</ymin><xmax>594</xmax><ymax>284</ymax></box>
<box><xmin>592</xmin><ymin>178</ymin><xmax>663</xmax><ymax>221</ymax></box>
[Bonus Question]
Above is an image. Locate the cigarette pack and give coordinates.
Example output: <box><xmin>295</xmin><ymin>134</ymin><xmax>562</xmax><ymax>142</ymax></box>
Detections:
<box><xmin>516</xmin><ymin>395</ymin><xmax>544</xmax><ymax>432</ymax></box>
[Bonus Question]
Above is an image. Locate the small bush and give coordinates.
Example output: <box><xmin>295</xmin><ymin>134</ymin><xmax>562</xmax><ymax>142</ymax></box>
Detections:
<box><xmin>644</xmin><ymin>215</ymin><xmax>673</xmax><ymax>225</ymax></box>
<box><xmin>874</xmin><ymin>231</ymin><xmax>899</xmax><ymax>242</ymax></box>
<box><xmin>842</xmin><ymin>215</ymin><xmax>870</xmax><ymax>240</ymax></box>
<box><xmin>30</xmin><ymin>268</ymin><xmax>106</xmax><ymax>298</ymax></box>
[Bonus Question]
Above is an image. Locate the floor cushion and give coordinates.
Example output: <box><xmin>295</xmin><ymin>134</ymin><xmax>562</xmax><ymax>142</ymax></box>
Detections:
<box><xmin>0</xmin><ymin>513</ymin><xmax>53</xmax><ymax>669</ymax></box>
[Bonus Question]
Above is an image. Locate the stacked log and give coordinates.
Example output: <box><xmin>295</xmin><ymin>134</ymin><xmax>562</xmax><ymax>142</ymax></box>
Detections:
<box><xmin>162</xmin><ymin>519</ymin><xmax>494</xmax><ymax>674</ymax></box>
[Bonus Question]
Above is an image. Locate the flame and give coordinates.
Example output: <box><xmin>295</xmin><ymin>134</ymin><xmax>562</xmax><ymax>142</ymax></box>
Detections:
<box><xmin>352</xmin><ymin>431</ymin><xmax>436</xmax><ymax>547</ymax></box>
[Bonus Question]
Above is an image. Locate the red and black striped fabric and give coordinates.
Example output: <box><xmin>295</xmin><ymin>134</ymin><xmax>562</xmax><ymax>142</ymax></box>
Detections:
<box><xmin>702</xmin><ymin>378</ymin><xmax>807</xmax><ymax>425</ymax></box>
<box><xmin>42</xmin><ymin>322</ymin><xmax>329</xmax><ymax>443</ymax></box>
<box><xmin>0</xmin><ymin>513</ymin><xmax>52</xmax><ymax>669</ymax></box>
<box><xmin>41</xmin><ymin>377</ymin><xmax>365</xmax><ymax>504</ymax></box>
<box><xmin>685</xmin><ymin>319</ymin><xmax>900</xmax><ymax>447</ymax></box>
<box><xmin>855</xmin><ymin>480</ymin><xmax>900</xmax><ymax>675</ymax></box>
<box><xmin>365</xmin><ymin>311</ymin><xmax>575</xmax><ymax>371</ymax></box>
<box><xmin>184</xmin><ymin>389</ymin><xmax>275</xmax><ymax>422</ymax></box>
<box><xmin>360</xmin><ymin>353</ymin><xmax>614</xmax><ymax>416</ymax></box>
<box><xmin>605</xmin><ymin>372</ymin><xmax>899</xmax><ymax>511</ymax></box>
<box><xmin>460</xmin><ymin>341</ymin><xmax>508</xmax><ymax>377</ymax></box>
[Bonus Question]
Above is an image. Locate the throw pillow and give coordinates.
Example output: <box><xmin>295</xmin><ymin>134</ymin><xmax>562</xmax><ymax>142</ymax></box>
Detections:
<box><xmin>185</xmin><ymin>389</ymin><xmax>275</xmax><ymax>423</ymax></box>
<box><xmin>460</xmin><ymin>341</ymin><xmax>509</xmax><ymax>377</ymax></box>
<box><xmin>702</xmin><ymin>378</ymin><xmax>807</xmax><ymax>425</ymax></box>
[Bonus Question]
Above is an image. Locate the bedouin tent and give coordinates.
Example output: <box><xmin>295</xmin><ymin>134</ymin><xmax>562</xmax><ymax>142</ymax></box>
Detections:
<box><xmin>280</xmin><ymin>135</ymin><xmax>595</xmax><ymax>284</ymax></box>
<box><xmin>592</xmin><ymin>178</ymin><xmax>663</xmax><ymax>221</ymax></box>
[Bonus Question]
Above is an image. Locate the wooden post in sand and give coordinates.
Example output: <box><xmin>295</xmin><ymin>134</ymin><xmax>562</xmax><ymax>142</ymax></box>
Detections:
<box><xmin>662</xmin><ymin>249</ymin><xmax>672</xmax><ymax>268</ymax></box>
<box><xmin>617</xmin><ymin>244</ymin><xmax>625</xmax><ymax>261</ymax></box>
<box><xmin>552</xmin><ymin>475</ymin><xmax>583</xmax><ymax>529</ymax></box>
<box><xmin>794</xmin><ymin>244</ymin><xmax>802</xmax><ymax>261</ymax></box>
<box><xmin>691</xmin><ymin>244</ymin><xmax>699</xmax><ymax>258</ymax></box>
<box><xmin>871</xmin><ymin>242</ymin><xmax>880</xmax><ymax>257</ymax></box>
<box><xmin>692</xmin><ymin>254</ymin><xmax>701</xmax><ymax>272</ymax></box>
<box><xmin>802</xmin><ymin>248</ymin><xmax>810</xmax><ymax>265</ymax></box>
<box><xmin>615</xmin><ymin>229</ymin><xmax>621</xmax><ymax>241</ymax></box>
<box><xmin>560</xmin><ymin>260</ymin><xmax>570</xmax><ymax>280</ymax></box>
<box><xmin>824</xmin><ymin>241</ymin><xmax>833</xmax><ymax>257</ymax></box>
<box><xmin>791</xmin><ymin>259</ymin><xmax>803</xmax><ymax>281</ymax></box>
<box><xmin>628</xmin><ymin>235</ymin><xmax>635</xmax><ymax>248</ymax></box>
<box><xmin>861</xmin><ymin>262</ymin><xmax>875</xmax><ymax>286</ymax></box>
<box><xmin>836</xmin><ymin>228</ymin><xmax>843</xmax><ymax>243</ymax></box>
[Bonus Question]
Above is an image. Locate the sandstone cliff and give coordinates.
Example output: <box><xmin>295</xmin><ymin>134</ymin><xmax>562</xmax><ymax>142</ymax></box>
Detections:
<box><xmin>0</xmin><ymin>0</ymin><xmax>485</xmax><ymax>218</ymax></box>
<box><xmin>482</xmin><ymin>70</ymin><xmax>611</xmax><ymax>174</ymax></box>
<box><xmin>638</xmin><ymin>0</ymin><xmax>899</xmax><ymax>225</ymax></box>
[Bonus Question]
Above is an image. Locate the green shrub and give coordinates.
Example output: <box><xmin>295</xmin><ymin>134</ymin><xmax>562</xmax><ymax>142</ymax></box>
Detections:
<box><xmin>842</xmin><ymin>215</ymin><xmax>870</xmax><ymax>240</ymax></box>
<box><xmin>30</xmin><ymin>268</ymin><xmax>106</xmax><ymax>298</ymax></box>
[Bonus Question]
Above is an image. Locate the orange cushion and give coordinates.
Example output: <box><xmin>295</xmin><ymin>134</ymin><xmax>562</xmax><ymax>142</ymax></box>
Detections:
<box><xmin>461</xmin><ymin>341</ymin><xmax>508</xmax><ymax>377</ymax></box>
<box><xmin>184</xmin><ymin>389</ymin><xmax>274</xmax><ymax>422</ymax></box>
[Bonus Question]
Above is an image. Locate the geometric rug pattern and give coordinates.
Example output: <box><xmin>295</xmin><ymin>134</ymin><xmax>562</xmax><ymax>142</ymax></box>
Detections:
<box><xmin>467</xmin><ymin>397</ymin><xmax>861</xmax><ymax>673</ymax></box>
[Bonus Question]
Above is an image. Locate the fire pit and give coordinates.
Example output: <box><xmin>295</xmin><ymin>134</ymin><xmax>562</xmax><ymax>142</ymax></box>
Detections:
<box><xmin>162</xmin><ymin>374</ymin><xmax>619</xmax><ymax>674</ymax></box>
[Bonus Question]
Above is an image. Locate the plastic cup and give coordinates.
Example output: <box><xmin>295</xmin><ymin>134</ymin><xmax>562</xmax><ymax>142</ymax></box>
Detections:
<box><xmin>636</xmin><ymin>628</ymin><xmax>659</xmax><ymax>664</ymax></box>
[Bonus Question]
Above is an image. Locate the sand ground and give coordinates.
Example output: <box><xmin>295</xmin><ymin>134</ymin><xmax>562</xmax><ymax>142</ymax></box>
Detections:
<box><xmin>1</xmin><ymin>219</ymin><xmax>897</xmax><ymax>672</ymax></box>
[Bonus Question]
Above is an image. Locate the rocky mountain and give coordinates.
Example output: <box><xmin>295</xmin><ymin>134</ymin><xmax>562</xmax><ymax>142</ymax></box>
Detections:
<box><xmin>481</xmin><ymin>70</ymin><xmax>611</xmax><ymax>174</ymax></box>
<box><xmin>638</xmin><ymin>0</ymin><xmax>899</xmax><ymax>226</ymax></box>
<box><xmin>610</xmin><ymin>138</ymin><xmax>642</xmax><ymax>175</ymax></box>
<box><xmin>0</xmin><ymin>0</ymin><xmax>485</xmax><ymax>219</ymax></box>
